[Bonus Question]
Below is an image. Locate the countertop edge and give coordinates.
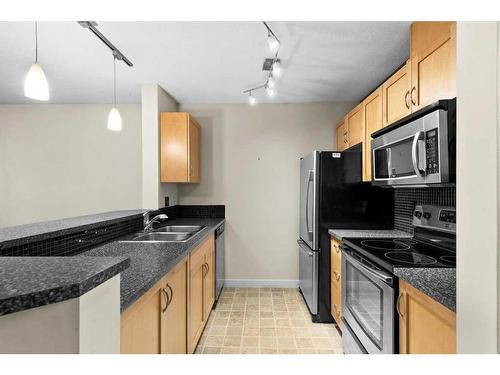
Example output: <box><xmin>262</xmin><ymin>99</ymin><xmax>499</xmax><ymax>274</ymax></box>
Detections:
<box><xmin>0</xmin><ymin>257</ymin><xmax>131</xmax><ymax>317</ymax></box>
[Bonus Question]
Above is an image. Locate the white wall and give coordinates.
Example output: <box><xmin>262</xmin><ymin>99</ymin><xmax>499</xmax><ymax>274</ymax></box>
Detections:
<box><xmin>178</xmin><ymin>102</ymin><xmax>353</xmax><ymax>284</ymax></box>
<box><xmin>456</xmin><ymin>22</ymin><xmax>499</xmax><ymax>353</ymax></box>
<box><xmin>141</xmin><ymin>84</ymin><xmax>179</xmax><ymax>210</ymax></box>
<box><xmin>0</xmin><ymin>104</ymin><xmax>142</xmax><ymax>227</ymax></box>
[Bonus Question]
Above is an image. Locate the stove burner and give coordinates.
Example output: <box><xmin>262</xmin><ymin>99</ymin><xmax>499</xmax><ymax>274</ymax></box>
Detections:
<box><xmin>360</xmin><ymin>240</ymin><xmax>410</xmax><ymax>251</ymax></box>
<box><xmin>384</xmin><ymin>251</ymin><xmax>437</xmax><ymax>265</ymax></box>
<box><xmin>440</xmin><ymin>255</ymin><xmax>456</xmax><ymax>264</ymax></box>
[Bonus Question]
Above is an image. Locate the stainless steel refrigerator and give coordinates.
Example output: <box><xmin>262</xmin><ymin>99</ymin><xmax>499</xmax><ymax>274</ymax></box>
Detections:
<box><xmin>298</xmin><ymin>146</ymin><xmax>394</xmax><ymax>323</ymax></box>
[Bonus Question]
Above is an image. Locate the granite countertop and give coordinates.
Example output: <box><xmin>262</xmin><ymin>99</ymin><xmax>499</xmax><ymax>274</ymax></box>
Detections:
<box><xmin>328</xmin><ymin>229</ymin><xmax>412</xmax><ymax>241</ymax></box>
<box><xmin>393</xmin><ymin>268</ymin><xmax>456</xmax><ymax>312</ymax></box>
<box><xmin>0</xmin><ymin>256</ymin><xmax>129</xmax><ymax>316</ymax></box>
<box><xmin>80</xmin><ymin>217</ymin><xmax>225</xmax><ymax>312</ymax></box>
<box><xmin>0</xmin><ymin>210</ymin><xmax>147</xmax><ymax>246</ymax></box>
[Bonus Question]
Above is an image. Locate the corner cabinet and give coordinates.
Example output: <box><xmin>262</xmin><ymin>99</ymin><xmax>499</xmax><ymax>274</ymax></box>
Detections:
<box><xmin>330</xmin><ymin>237</ymin><xmax>342</xmax><ymax>330</ymax></box>
<box><xmin>398</xmin><ymin>279</ymin><xmax>456</xmax><ymax>354</ymax></box>
<box><xmin>362</xmin><ymin>87</ymin><xmax>383</xmax><ymax>181</ymax></box>
<box><xmin>160</xmin><ymin>112</ymin><xmax>201</xmax><ymax>183</ymax></box>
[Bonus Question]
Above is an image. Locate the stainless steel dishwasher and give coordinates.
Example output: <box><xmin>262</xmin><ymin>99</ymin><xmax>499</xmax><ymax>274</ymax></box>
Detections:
<box><xmin>215</xmin><ymin>224</ymin><xmax>225</xmax><ymax>301</ymax></box>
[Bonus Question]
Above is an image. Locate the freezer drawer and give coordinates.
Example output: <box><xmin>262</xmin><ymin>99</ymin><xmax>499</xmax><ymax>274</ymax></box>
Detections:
<box><xmin>298</xmin><ymin>239</ymin><xmax>318</xmax><ymax>315</ymax></box>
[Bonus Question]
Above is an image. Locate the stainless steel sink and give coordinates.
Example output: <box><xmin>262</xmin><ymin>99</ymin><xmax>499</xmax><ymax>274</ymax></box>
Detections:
<box><xmin>153</xmin><ymin>225</ymin><xmax>205</xmax><ymax>233</ymax></box>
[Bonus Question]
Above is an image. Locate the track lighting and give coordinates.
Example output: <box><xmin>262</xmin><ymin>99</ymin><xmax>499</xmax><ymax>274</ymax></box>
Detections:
<box><xmin>267</xmin><ymin>76</ymin><xmax>276</xmax><ymax>89</ymax></box>
<box><xmin>107</xmin><ymin>56</ymin><xmax>122</xmax><ymax>131</ymax></box>
<box><xmin>267</xmin><ymin>34</ymin><xmax>280</xmax><ymax>53</ymax></box>
<box><xmin>248</xmin><ymin>92</ymin><xmax>257</xmax><ymax>106</ymax></box>
<box><xmin>271</xmin><ymin>60</ymin><xmax>282</xmax><ymax>77</ymax></box>
<box><xmin>24</xmin><ymin>22</ymin><xmax>49</xmax><ymax>101</ymax></box>
<box><xmin>266</xmin><ymin>86</ymin><xmax>275</xmax><ymax>98</ymax></box>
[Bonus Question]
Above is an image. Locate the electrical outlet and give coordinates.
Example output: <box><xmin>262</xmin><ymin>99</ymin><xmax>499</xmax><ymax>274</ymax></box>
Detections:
<box><xmin>164</xmin><ymin>196</ymin><xmax>169</xmax><ymax>207</ymax></box>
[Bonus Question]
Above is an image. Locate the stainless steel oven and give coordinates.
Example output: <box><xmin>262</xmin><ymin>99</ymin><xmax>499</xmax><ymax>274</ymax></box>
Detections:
<box><xmin>371</xmin><ymin>99</ymin><xmax>455</xmax><ymax>187</ymax></box>
<box><xmin>341</xmin><ymin>246</ymin><xmax>397</xmax><ymax>354</ymax></box>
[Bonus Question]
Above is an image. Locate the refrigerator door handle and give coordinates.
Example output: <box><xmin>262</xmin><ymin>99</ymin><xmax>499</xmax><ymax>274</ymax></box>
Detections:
<box><xmin>305</xmin><ymin>170</ymin><xmax>314</xmax><ymax>238</ymax></box>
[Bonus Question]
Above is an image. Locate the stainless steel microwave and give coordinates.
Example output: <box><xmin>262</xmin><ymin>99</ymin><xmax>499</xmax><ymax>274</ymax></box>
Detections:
<box><xmin>371</xmin><ymin>99</ymin><xmax>456</xmax><ymax>187</ymax></box>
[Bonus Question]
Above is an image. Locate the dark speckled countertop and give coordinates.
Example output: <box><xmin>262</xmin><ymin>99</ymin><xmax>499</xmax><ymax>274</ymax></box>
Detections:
<box><xmin>80</xmin><ymin>218</ymin><xmax>225</xmax><ymax>311</ymax></box>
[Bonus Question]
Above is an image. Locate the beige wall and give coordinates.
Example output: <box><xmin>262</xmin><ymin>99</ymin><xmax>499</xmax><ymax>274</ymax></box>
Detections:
<box><xmin>179</xmin><ymin>102</ymin><xmax>353</xmax><ymax>285</ymax></box>
<box><xmin>0</xmin><ymin>104</ymin><xmax>142</xmax><ymax>227</ymax></box>
<box><xmin>141</xmin><ymin>84</ymin><xmax>179</xmax><ymax>210</ymax></box>
<box><xmin>456</xmin><ymin>22</ymin><xmax>499</xmax><ymax>353</ymax></box>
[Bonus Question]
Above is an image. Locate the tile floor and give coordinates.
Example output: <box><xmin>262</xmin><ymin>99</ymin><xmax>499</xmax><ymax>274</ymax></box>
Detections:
<box><xmin>195</xmin><ymin>287</ymin><xmax>343</xmax><ymax>354</ymax></box>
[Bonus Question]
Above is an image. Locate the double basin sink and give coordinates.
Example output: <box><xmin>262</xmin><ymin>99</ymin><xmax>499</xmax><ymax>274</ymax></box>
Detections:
<box><xmin>120</xmin><ymin>225</ymin><xmax>205</xmax><ymax>243</ymax></box>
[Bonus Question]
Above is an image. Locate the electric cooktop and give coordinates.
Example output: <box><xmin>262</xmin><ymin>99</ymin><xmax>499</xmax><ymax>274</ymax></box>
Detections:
<box><xmin>342</xmin><ymin>237</ymin><xmax>456</xmax><ymax>272</ymax></box>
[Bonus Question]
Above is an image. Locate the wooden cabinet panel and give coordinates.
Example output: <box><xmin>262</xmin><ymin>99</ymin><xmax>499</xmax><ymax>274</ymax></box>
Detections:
<box><xmin>336</xmin><ymin>118</ymin><xmax>347</xmax><ymax>151</ymax></box>
<box><xmin>160</xmin><ymin>112</ymin><xmax>201</xmax><ymax>183</ymax></box>
<box><xmin>161</xmin><ymin>258</ymin><xmax>188</xmax><ymax>354</ymax></box>
<box><xmin>410</xmin><ymin>22</ymin><xmax>456</xmax><ymax>110</ymax></box>
<box><xmin>398</xmin><ymin>279</ymin><xmax>456</xmax><ymax>354</ymax></box>
<box><xmin>382</xmin><ymin>61</ymin><xmax>411</xmax><ymax>126</ymax></box>
<box><xmin>188</xmin><ymin>117</ymin><xmax>201</xmax><ymax>183</ymax></box>
<box><xmin>188</xmin><ymin>248</ymin><xmax>205</xmax><ymax>353</ymax></box>
<box><xmin>121</xmin><ymin>281</ymin><xmax>162</xmax><ymax>354</ymax></box>
<box><xmin>330</xmin><ymin>237</ymin><xmax>342</xmax><ymax>329</ymax></box>
<box><xmin>204</xmin><ymin>242</ymin><xmax>215</xmax><ymax>319</ymax></box>
<box><xmin>346</xmin><ymin>103</ymin><xmax>364</xmax><ymax>147</ymax></box>
<box><xmin>362</xmin><ymin>87</ymin><xmax>383</xmax><ymax>181</ymax></box>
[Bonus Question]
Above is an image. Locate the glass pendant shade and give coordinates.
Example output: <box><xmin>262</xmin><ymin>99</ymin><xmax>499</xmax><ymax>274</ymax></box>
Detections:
<box><xmin>267</xmin><ymin>35</ymin><xmax>279</xmax><ymax>53</ymax></box>
<box><xmin>107</xmin><ymin>107</ymin><xmax>122</xmax><ymax>131</ymax></box>
<box><xmin>272</xmin><ymin>61</ymin><xmax>282</xmax><ymax>77</ymax></box>
<box><xmin>24</xmin><ymin>63</ymin><xmax>49</xmax><ymax>101</ymax></box>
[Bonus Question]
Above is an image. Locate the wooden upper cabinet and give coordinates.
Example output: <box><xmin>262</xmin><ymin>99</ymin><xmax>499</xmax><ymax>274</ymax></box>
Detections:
<box><xmin>362</xmin><ymin>87</ymin><xmax>383</xmax><ymax>182</ymax></box>
<box><xmin>336</xmin><ymin>118</ymin><xmax>347</xmax><ymax>151</ymax></box>
<box><xmin>161</xmin><ymin>258</ymin><xmax>188</xmax><ymax>354</ymax></box>
<box><xmin>398</xmin><ymin>279</ymin><xmax>456</xmax><ymax>354</ymax></box>
<box><xmin>382</xmin><ymin>61</ymin><xmax>411</xmax><ymax>127</ymax></box>
<box><xmin>160</xmin><ymin>112</ymin><xmax>201</xmax><ymax>183</ymax></box>
<box><xmin>410</xmin><ymin>22</ymin><xmax>456</xmax><ymax>110</ymax></box>
<box><xmin>346</xmin><ymin>103</ymin><xmax>364</xmax><ymax>148</ymax></box>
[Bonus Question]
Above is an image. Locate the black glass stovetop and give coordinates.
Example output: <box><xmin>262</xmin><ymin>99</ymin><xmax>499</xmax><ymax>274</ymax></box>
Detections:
<box><xmin>342</xmin><ymin>237</ymin><xmax>456</xmax><ymax>272</ymax></box>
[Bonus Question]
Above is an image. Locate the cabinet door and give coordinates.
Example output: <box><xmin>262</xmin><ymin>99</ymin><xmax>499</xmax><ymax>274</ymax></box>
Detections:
<box><xmin>362</xmin><ymin>87</ymin><xmax>383</xmax><ymax>181</ymax></box>
<box><xmin>121</xmin><ymin>284</ymin><xmax>162</xmax><ymax>354</ymax></box>
<box><xmin>188</xmin><ymin>116</ymin><xmax>201</xmax><ymax>183</ymax></box>
<box><xmin>204</xmin><ymin>243</ymin><xmax>215</xmax><ymax>319</ymax></box>
<box><xmin>398</xmin><ymin>279</ymin><xmax>456</xmax><ymax>354</ymax></box>
<box><xmin>161</xmin><ymin>112</ymin><xmax>189</xmax><ymax>182</ymax></box>
<box><xmin>346</xmin><ymin>103</ymin><xmax>364</xmax><ymax>147</ymax></box>
<box><xmin>336</xmin><ymin>119</ymin><xmax>347</xmax><ymax>151</ymax></box>
<box><xmin>382</xmin><ymin>61</ymin><xmax>411</xmax><ymax>126</ymax></box>
<box><xmin>161</xmin><ymin>258</ymin><xmax>188</xmax><ymax>354</ymax></box>
<box><xmin>330</xmin><ymin>238</ymin><xmax>342</xmax><ymax>329</ymax></box>
<box><xmin>410</xmin><ymin>22</ymin><xmax>456</xmax><ymax>110</ymax></box>
<box><xmin>188</xmin><ymin>248</ymin><xmax>206</xmax><ymax>353</ymax></box>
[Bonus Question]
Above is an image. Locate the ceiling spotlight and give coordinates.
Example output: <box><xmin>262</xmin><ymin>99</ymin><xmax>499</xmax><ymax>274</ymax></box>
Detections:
<box><xmin>271</xmin><ymin>60</ymin><xmax>282</xmax><ymax>77</ymax></box>
<box><xmin>267</xmin><ymin>34</ymin><xmax>280</xmax><ymax>53</ymax></box>
<box><xmin>24</xmin><ymin>22</ymin><xmax>49</xmax><ymax>101</ymax></box>
<box><xmin>267</xmin><ymin>76</ymin><xmax>276</xmax><ymax>89</ymax></box>
<box><xmin>248</xmin><ymin>92</ymin><xmax>257</xmax><ymax>106</ymax></box>
<box><xmin>266</xmin><ymin>86</ymin><xmax>275</xmax><ymax>98</ymax></box>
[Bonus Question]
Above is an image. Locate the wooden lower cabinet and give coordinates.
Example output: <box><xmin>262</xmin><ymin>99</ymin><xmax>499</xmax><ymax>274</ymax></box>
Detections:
<box><xmin>330</xmin><ymin>237</ymin><xmax>342</xmax><ymax>329</ymax></box>
<box><xmin>188</xmin><ymin>233</ymin><xmax>215</xmax><ymax>353</ymax></box>
<box><xmin>120</xmin><ymin>234</ymin><xmax>216</xmax><ymax>354</ymax></box>
<box><xmin>161</xmin><ymin>258</ymin><xmax>188</xmax><ymax>354</ymax></box>
<box><xmin>398</xmin><ymin>279</ymin><xmax>456</xmax><ymax>354</ymax></box>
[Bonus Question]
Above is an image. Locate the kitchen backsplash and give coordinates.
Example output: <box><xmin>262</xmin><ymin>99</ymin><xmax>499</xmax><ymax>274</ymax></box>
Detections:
<box><xmin>394</xmin><ymin>187</ymin><xmax>456</xmax><ymax>234</ymax></box>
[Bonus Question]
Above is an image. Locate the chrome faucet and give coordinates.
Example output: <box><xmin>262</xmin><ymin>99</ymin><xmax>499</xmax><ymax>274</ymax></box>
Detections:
<box><xmin>143</xmin><ymin>212</ymin><xmax>168</xmax><ymax>232</ymax></box>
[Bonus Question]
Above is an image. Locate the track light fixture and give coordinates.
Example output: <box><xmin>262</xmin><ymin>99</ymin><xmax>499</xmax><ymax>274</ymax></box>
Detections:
<box><xmin>243</xmin><ymin>22</ymin><xmax>283</xmax><ymax>105</ymax></box>
<box><xmin>24</xmin><ymin>22</ymin><xmax>50</xmax><ymax>101</ymax></box>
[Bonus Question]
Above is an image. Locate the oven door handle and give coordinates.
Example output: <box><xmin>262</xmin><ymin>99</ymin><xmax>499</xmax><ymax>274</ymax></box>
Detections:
<box><xmin>411</xmin><ymin>131</ymin><xmax>426</xmax><ymax>176</ymax></box>
<box><xmin>344</xmin><ymin>250</ymin><xmax>394</xmax><ymax>285</ymax></box>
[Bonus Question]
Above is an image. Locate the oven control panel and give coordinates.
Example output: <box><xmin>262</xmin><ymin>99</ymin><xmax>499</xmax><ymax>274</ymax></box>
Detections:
<box><xmin>425</xmin><ymin>129</ymin><xmax>439</xmax><ymax>174</ymax></box>
<box><xmin>413</xmin><ymin>204</ymin><xmax>456</xmax><ymax>233</ymax></box>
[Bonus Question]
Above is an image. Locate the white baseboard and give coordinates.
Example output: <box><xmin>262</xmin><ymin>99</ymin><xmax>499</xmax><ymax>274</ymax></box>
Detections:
<box><xmin>224</xmin><ymin>279</ymin><xmax>299</xmax><ymax>288</ymax></box>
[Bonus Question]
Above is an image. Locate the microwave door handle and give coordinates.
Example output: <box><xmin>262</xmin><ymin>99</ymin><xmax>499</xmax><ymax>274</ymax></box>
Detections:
<box><xmin>412</xmin><ymin>131</ymin><xmax>425</xmax><ymax>175</ymax></box>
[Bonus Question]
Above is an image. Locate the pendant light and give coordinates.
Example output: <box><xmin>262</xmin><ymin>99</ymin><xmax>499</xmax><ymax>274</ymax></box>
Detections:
<box><xmin>248</xmin><ymin>91</ymin><xmax>257</xmax><ymax>106</ymax></box>
<box><xmin>24</xmin><ymin>22</ymin><xmax>50</xmax><ymax>101</ymax></box>
<box><xmin>107</xmin><ymin>56</ymin><xmax>122</xmax><ymax>131</ymax></box>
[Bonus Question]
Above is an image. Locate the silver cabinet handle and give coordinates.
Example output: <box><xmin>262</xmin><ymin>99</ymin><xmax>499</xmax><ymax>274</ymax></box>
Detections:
<box><xmin>162</xmin><ymin>287</ymin><xmax>170</xmax><ymax>313</ymax></box>
<box><xmin>396</xmin><ymin>293</ymin><xmax>405</xmax><ymax>318</ymax></box>
<box><xmin>411</xmin><ymin>131</ymin><xmax>426</xmax><ymax>176</ymax></box>
<box><xmin>166</xmin><ymin>283</ymin><xmax>173</xmax><ymax>307</ymax></box>
<box><xmin>410</xmin><ymin>87</ymin><xmax>416</xmax><ymax>106</ymax></box>
<box><xmin>404</xmin><ymin>90</ymin><xmax>410</xmax><ymax>109</ymax></box>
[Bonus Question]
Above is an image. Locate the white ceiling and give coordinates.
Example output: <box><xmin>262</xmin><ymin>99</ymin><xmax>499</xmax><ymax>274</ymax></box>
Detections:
<box><xmin>0</xmin><ymin>21</ymin><xmax>410</xmax><ymax>104</ymax></box>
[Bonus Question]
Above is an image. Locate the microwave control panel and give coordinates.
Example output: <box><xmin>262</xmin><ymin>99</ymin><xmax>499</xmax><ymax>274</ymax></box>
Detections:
<box><xmin>425</xmin><ymin>129</ymin><xmax>439</xmax><ymax>174</ymax></box>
